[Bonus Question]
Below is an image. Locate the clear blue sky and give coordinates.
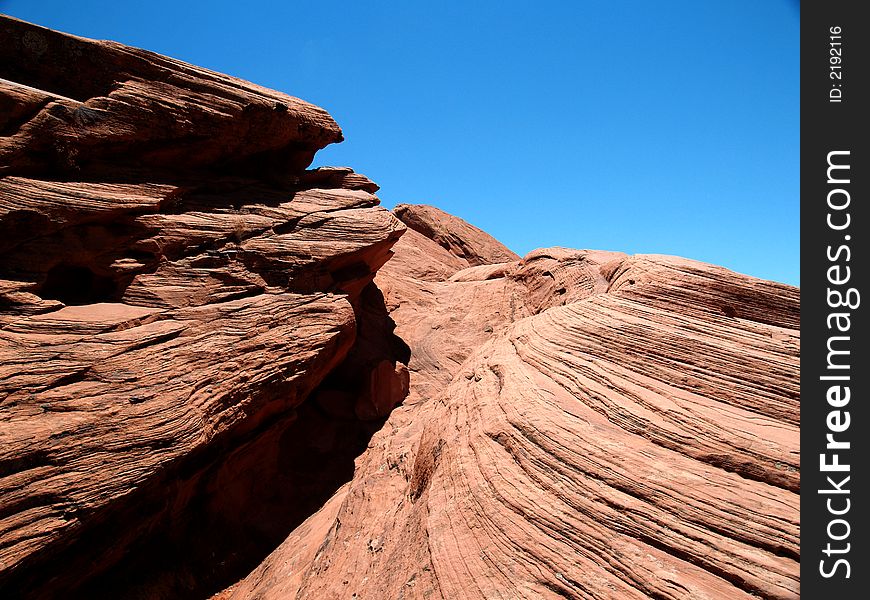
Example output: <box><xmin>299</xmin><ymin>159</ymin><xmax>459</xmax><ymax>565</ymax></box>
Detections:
<box><xmin>2</xmin><ymin>1</ymin><xmax>799</xmax><ymax>285</ymax></box>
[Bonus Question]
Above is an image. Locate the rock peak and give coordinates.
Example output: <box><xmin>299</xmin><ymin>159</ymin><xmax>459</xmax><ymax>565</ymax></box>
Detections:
<box><xmin>1</xmin><ymin>14</ymin><xmax>342</xmax><ymax>181</ymax></box>
<box><xmin>1</xmin><ymin>16</ymin><xmax>799</xmax><ymax>600</ymax></box>
<box><xmin>393</xmin><ymin>203</ymin><xmax>519</xmax><ymax>266</ymax></box>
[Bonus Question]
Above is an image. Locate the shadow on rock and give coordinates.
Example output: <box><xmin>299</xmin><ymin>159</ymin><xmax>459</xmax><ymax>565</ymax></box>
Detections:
<box><xmin>65</xmin><ymin>282</ymin><xmax>411</xmax><ymax>599</ymax></box>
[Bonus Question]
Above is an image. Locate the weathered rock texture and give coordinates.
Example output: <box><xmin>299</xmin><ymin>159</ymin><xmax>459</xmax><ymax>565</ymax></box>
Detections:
<box><xmin>1</xmin><ymin>16</ymin><xmax>799</xmax><ymax>600</ymax></box>
<box><xmin>0</xmin><ymin>17</ymin><xmax>340</xmax><ymax>179</ymax></box>
<box><xmin>392</xmin><ymin>204</ymin><xmax>519</xmax><ymax>268</ymax></box>
<box><xmin>229</xmin><ymin>209</ymin><xmax>800</xmax><ymax>600</ymax></box>
<box><xmin>0</xmin><ymin>16</ymin><xmax>405</xmax><ymax>598</ymax></box>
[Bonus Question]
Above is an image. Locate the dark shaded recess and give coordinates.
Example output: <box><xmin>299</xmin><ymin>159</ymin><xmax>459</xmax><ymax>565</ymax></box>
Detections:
<box><xmin>0</xmin><ymin>450</ymin><xmax>55</xmax><ymax>481</ymax></box>
<box><xmin>0</xmin><ymin>18</ymin><xmax>117</xmax><ymax>102</ymax></box>
<box><xmin>4</xmin><ymin>133</ymin><xmax>319</xmax><ymax>183</ymax></box>
<box><xmin>0</xmin><ymin>283</ymin><xmax>410</xmax><ymax>600</ymax></box>
<box><xmin>0</xmin><ymin>210</ymin><xmax>53</xmax><ymax>255</ymax></box>
<box><xmin>219</xmin><ymin>142</ymin><xmax>318</xmax><ymax>187</ymax></box>
<box><xmin>60</xmin><ymin>135</ymin><xmax>321</xmax><ymax>184</ymax></box>
<box><xmin>2</xmin><ymin>140</ymin><xmax>320</xmax><ymax>184</ymax></box>
<box><xmin>0</xmin><ymin>179</ymin><xmax>297</xmax><ymax>305</ymax></box>
<box><xmin>312</xmin><ymin>282</ymin><xmax>412</xmax><ymax>421</ymax></box>
<box><xmin>1</xmin><ymin>214</ymin><xmax>159</xmax><ymax>306</ymax></box>
<box><xmin>69</xmin><ymin>402</ymin><xmax>385</xmax><ymax>600</ymax></box>
<box><xmin>340</xmin><ymin>282</ymin><xmax>412</xmax><ymax>380</ymax></box>
<box><xmin>38</xmin><ymin>264</ymin><xmax>117</xmax><ymax>305</ymax></box>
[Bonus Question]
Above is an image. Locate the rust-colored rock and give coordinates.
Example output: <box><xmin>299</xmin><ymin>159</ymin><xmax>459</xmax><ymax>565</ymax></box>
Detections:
<box><xmin>0</xmin><ymin>16</ymin><xmax>404</xmax><ymax>598</ymax></box>
<box><xmin>232</xmin><ymin>207</ymin><xmax>800</xmax><ymax>600</ymax></box>
<box><xmin>2</xmin><ymin>16</ymin><xmax>800</xmax><ymax>600</ymax></box>
<box><xmin>0</xmin><ymin>16</ymin><xmax>341</xmax><ymax>180</ymax></box>
<box><xmin>393</xmin><ymin>203</ymin><xmax>519</xmax><ymax>267</ymax></box>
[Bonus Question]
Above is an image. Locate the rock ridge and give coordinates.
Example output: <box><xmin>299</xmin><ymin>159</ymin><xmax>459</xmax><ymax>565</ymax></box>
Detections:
<box><xmin>1</xmin><ymin>16</ymin><xmax>407</xmax><ymax>598</ymax></box>
<box><xmin>1</xmin><ymin>16</ymin><xmax>800</xmax><ymax>600</ymax></box>
<box><xmin>231</xmin><ymin>207</ymin><xmax>800</xmax><ymax>600</ymax></box>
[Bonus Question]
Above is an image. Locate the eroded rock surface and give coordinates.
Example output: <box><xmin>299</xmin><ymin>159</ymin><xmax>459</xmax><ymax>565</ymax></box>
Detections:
<box><xmin>393</xmin><ymin>203</ymin><xmax>519</xmax><ymax>267</ymax></box>
<box><xmin>0</xmin><ymin>16</ymin><xmax>404</xmax><ymax>598</ymax></box>
<box><xmin>0</xmin><ymin>17</ymin><xmax>340</xmax><ymax>179</ymax></box>
<box><xmin>232</xmin><ymin>210</ymin><xmax>800</xmax><ymax>600</ymax></box>
<box><xmin>2</xmin><ymin>15</ymin><xmax>800</xmax><ymax>600</ymax></box>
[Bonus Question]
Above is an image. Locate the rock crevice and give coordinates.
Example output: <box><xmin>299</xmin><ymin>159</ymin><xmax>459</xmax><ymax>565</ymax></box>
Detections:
<box><xmin>0</xmin><ymin>15</ymin><xmax>407</xmax><ymax>598</ymax></box>
<box><xmin>1</xmin><ymin>16</ymin><xmax>799</xmax><ymax>600</ymax></box>
<box><xmin>232</xmin><ymin>206</ymin><xmax>799</xmax><ymax>600</ymax></box>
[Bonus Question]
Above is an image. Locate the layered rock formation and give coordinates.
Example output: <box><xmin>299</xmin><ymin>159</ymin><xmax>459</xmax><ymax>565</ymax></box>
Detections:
<box><xmin>0</xmin><ymin>16</ymin><xmax>406</xmax><ymax>598</ymax></box>
<box><xmin>1</xmin><ymin>16</ymin><xmax>799</xmax><ymax>600</ymax></box>
<box><xmin>230</xmin><ymin>210</ymin><xmax>800</xmax><ymax>600</ymax></box>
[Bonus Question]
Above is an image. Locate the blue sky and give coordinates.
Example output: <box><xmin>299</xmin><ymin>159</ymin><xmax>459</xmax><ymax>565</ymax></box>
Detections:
<box><xmin>2</xmin><ymin>1</ymin><xmax>799</xmax><ymax>285</ymax></box>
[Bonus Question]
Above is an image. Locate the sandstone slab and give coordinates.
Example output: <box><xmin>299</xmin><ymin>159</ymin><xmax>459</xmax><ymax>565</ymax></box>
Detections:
<box><xmin>0</xmin><ymin>16</ymin><xmax>405</xmax><ymax>598</ymax></box>
<box><xmin>233</xmin><ymin>207</ymin><xmax>800</xmax><ymax>600</ymax></box>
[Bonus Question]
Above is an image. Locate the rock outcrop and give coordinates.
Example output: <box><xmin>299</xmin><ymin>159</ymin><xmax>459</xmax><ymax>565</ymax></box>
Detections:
<box><xmin>0</xmin><ymin>16</ymin><xmax>405</xmax><ymax>598</ymax></box>
<box><xmin>231</xmin><ymin>216</ymin><xmax>800</xmax><ymax>599</ymax></box>
<box><xmin>1</xmin><ymin>16</ymin><xmax>799</xmax><ymax>600</ymax></box>
<box><xmin>0</xmin><ymin>17</ymin><xmax>340</xmax><ymax>180</ymax></box>
<box><xmin>392</xmin><ymin>203</ymin><xmax>519</xmax><ymax>267</ymax></box>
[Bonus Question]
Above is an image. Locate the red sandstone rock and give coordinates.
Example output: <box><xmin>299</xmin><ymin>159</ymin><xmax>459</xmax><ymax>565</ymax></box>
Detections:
<box><xmin>1</xmin><ymin>16</ymin><xmax>800</xmax><ymax>600</ymax></box>
<box><xmin>353</xmin><ymin>360</ymin><xmax>411</xmax><ymax>421</ymax></box>
<box><xmin>0</xmin><ymin>17</ymin><xmax>341</xmax><ymax>180</ymax></box>
<box><xmin>231</xmin><ymin>208</ymin><xmax>800</xmax><ymax>600</ymax></box>
<box><xmin>393</xmin><ymin>203</ymin><xmax>519</xmax><ymax>267</ymax></box>
<box><xmin>0</xmin><ymin>16</ymin><xmax>404</xmax><ymax>598</ymax></box>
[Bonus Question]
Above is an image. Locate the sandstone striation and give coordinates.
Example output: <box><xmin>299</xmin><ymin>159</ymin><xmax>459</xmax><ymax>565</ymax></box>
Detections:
<box><xmin>1</xmin><ymin>15</ymin><xmax>799</xmax><ymax>600</ymax></box>
<box><xmin>1</xmin><ymin>16</ymin><xmax>405</xmax><ymax>598</ymax></box>
<box><xmin>231</xmin><ymin>218</ymin><xmax>800</xmax><ymax>600</ymax></box>
<box><xmin>0</xmin><ymin>17</ymin><xmax>340</xmax><ymax>180</ymax></box>
<box><xmin>392</xmin><ymin>203</ymin><xmax>519</xmax><ymax>267</ymax></box>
